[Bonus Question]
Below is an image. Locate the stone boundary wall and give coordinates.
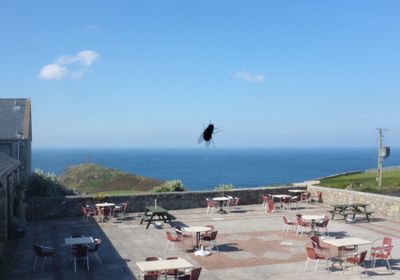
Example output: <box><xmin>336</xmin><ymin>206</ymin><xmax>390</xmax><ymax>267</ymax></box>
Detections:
<box><xmin>26</xmin><ymin>186</ymin><xmax>304</xmax><ymax>221</ymax></box>
<box><xmin>308</xmin><ymin>185</ymin><xmax>400</xmax><ymax>219</ymax></box>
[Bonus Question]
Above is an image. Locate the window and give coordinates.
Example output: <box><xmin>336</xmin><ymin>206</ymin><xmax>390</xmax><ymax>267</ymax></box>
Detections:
<box><xmin>0</xmin><ymin>144</ymin><xmax>12</xmax><ymax>156</ymax></box>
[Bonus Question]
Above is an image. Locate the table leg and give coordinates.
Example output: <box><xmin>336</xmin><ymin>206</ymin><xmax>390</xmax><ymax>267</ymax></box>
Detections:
<box><xmin>146</xmin><ymin>213</ymin><xmax>155</xmax><ymax>229</ymax></box>
<box><xmin>196</xmin><ymin>232</ymin><xmax>200</xmax><ymax>248</ymax></box>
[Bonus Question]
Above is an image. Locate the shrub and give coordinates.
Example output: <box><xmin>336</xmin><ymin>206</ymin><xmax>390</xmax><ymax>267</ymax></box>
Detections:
<box><xmin>26</xmin><ymin>169</ymin><xmax>74</xmax><ymax>197</ymax></box>
<box><xmin>214</xmin><ymin>183</ymin><xmax>235</xmax><ymax>191</ymax></box>
<box><xmin>153</xmin><ymin>180</ymin><xmax>186</xmax><ymax>192</ymax></box>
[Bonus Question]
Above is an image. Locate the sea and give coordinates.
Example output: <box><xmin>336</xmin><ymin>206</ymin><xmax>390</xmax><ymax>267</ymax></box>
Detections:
<box><xmin>32</xmin><ymin>148</ymin><xmax>400</xmax><ymax>191</ymax></box>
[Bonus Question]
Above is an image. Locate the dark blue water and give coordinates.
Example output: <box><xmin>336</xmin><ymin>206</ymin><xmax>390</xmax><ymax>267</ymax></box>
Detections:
<box><xmin>32</xmin><ymin>148</ymin><xmax>400</xmax><ymax>191</ymax></box>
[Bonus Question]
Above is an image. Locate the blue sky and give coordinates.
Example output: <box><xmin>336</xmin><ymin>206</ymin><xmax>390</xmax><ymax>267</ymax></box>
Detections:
<box><xmin>1</xmin><ymin>1</ymin><xmax>399</xmax><ymax>148</ymax></box>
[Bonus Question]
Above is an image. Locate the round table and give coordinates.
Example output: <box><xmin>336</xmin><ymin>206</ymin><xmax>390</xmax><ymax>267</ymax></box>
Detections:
<box><xmin>184</xmin><ymin>226</ymin><xmax>212</xmax><ymax>249</ymax></box>
<box><xmin>301</xmin><ymin>215</ymin><xmax>325</xmax><ymax>235</ymax></box>
<box><xmin>213</xmin><ymin>197</ymin><xmax>230</xmax><ymax>214</ymax></box>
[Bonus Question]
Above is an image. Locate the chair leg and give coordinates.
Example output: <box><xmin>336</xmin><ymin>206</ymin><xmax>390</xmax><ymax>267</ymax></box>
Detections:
<box><xmin>305</xmin><ymin>258</ymin><xmax>309</xmax><ymax>271</ymax></box>
<box><xmin>314</xmin><ymin>259</ymin><xmax>319</xmax><ymax>272</ymax></box>
<box><xmin>33</xmin><ymin>256</ymin><xmax>38</xmax><ymax>271</ymax></box>
<box><xmin>95</xmin><ymin>252</ymin><xmax>102</xmax><ymax>264</ymax></box>
<box><xmin>41</xmin><ymin>257</ymin><xmax>46</xmax><ymax>272</ymax></box>
<box><xmin>386</xmin><ymin>258</ymin><xmax>392</xmax><ymax>271</ymax></box>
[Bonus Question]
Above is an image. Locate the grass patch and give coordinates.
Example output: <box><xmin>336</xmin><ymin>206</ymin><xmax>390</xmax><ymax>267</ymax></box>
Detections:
<box><xmin>320</xmin><ymin>169</ymin><xmax>400</xmax><ymax>194</ymax></box>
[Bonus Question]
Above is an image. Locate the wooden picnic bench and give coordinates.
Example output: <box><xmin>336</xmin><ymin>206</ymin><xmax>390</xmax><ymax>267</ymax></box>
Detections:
<box><xmin>329</xmin><ymin>203</ymin><xmax>373</xmax><ymax>222</ymax></box>
<box><xmin>139</xmin><ymin>206</ymin><xmax>175</xmax><ymax>229</ymax></box>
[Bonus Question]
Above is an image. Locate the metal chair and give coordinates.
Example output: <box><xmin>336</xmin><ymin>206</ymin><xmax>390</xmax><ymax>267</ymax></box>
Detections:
<box><xmin>33</xmin><ymin>245</ymin><xmax>55</xmax><ymax>272</ymax></box>
<box><xmin>72</xmin><ymin>245</ymin><xmax>89</xmax><ymax>272</ymax></box>
<box><xmin>304</xmin><ymin>247</ymin><xmax>329</xmax><ymax>272</ymax></box>
<box><xmin>88</xmin><ymin>238</ymin><xmax>102</xmax><ymax>264</ymax></box>
<box><xmin>201</xmin><ymin>231</ymin><xmax>218</xmax><ymax>252</ymax></box>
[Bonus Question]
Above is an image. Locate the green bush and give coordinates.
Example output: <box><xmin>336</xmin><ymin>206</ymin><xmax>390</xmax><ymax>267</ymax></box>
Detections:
<box><xmin>214</xmin><ymin>183</ymin><xmax>235</xmax><ymax>191</ymax></box>
<box><xmin>153</xmin><ymin>180</ymin><xmax>186</xmax><ymax>192</ymax></box>
<box><xmin>26</xmin><ymin>168</ymin><xmax>74</xmax><ymax>197</ymax></box>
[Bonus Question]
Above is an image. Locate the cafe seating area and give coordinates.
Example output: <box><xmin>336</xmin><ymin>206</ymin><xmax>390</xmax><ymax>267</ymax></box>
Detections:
<box><xmin>5</xmin><ymin>193</ymin><xmax>400</xmax><ymax>280</ymax></box>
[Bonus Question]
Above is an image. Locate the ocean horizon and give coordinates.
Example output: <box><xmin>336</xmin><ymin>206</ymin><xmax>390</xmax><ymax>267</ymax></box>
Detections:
<box><xmin>32</xmin><ymin>148</ymin><xmax>400</xmax><ymax>191</ymax></box>
<box><xmin>32</xmin><ymin>147</ymin><xmax>400</xmax><ymax>191</ymax></box>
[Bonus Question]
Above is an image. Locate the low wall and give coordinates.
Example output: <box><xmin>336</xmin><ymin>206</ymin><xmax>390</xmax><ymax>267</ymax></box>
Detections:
<box><xmin>308</xmin><ymin>185</ymin><xmax>400</xmax><ymax>219</ymax></box>
<box><xmin>26</xmin><ymin>186</ymin><xmax>303</xmax><ymax>221</ymax></box>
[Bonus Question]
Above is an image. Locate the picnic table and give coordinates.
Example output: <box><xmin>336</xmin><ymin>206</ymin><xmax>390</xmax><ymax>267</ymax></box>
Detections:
<box><xmin>329</xmin><ymin>203</ymin><xmax>373</xmax><ymax>222</ymax></box>
<box><xmin>139</xmin><ymin>206</ymin><xmax>174</xmax><ymax>229</ymax></box>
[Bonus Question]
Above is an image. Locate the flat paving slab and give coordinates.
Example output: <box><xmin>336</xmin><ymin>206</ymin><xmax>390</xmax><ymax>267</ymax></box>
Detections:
<box><xmin>3</xmin><ymin>202</ymin><xmax>400</xmax><ymax>279</ymax></box>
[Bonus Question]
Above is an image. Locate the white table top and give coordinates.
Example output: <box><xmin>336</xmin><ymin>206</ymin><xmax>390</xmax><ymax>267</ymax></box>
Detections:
<box><xmin>301</xmin><ymin>215</ymin><xmax>325</xmax><ymax>221</ymax></box>
<box><xmin>184</xmin><ymin>226</ymin><xmax>212</xmax><ymax>233</ymax></box>
<box><xmin>136</xmin><ymin>258</ymin><xmax>193</xmax><ymax>272</ymax></box>
<box><xmin>322</xmin><ymin>237</ymin><xmax>372</xmax><ymax>247</ymax></box>
<box><xmin>213</xmin><ymin>197</ymin><xmax>230</xmax><ymax>201</ymax></box>
<box><xmin>65</xmin><ymin>236</ymin><xmax>94</xmax><ymax>245</ymax></box>
<box><xmin>288</xmin><ymin>189</ymin><xmax>306</xmax><ymax>193</ymax></box>
<box><xmin>272</xmin><ymin>194</ymin><xmax>292</xmax><ymax>198</ymax></box>
<box><xmin>96</xmin><ymin>203</ymin><xmax>115</xmax><ymax>207</ymax></box>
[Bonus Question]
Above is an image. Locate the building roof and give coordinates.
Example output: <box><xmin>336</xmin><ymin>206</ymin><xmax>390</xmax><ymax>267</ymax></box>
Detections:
<box><xmin>0</xmin><ymin>152</ymin><xmax>20</xmax><ymax>178</ymax></box>
<box><xmin>0</xmin><ymin>98</ymin><xmax>31</xmax><ymax>140</ymax></box>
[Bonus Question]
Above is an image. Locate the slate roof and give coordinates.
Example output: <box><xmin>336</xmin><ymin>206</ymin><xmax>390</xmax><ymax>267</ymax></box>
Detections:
<box><xmin>0</xmin><ymin>98</ymin><xmax>31</xmax><ymax>140</ymax></box>
<box><xmin>0</xmin><ymin>152</ymin><xmax>20</xmax><ymax>178</ymax></box>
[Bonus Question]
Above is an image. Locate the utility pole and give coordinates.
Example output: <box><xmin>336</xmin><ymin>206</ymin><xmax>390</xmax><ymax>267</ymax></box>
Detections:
<box><xmin>376</xmin><ymin>128</ymin><xmax>389</xmax><ymax>188</ymax></box>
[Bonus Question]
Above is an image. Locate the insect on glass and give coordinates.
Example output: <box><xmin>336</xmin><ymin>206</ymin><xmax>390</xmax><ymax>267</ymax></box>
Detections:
<box><xmin>198</xmin><ymin>123</ymin><xmax>222</xmax><ymax>147</ymax></box>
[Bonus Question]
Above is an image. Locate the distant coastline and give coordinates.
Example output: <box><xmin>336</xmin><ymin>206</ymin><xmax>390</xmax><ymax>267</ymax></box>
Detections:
<box><xmin>32</xmin><ymin>148</ymin><xmax>400</xmax><ymax>191</ymax></box>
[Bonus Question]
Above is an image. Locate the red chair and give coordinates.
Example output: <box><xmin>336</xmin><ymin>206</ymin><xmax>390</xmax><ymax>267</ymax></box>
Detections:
<box><xmin>311</xmin><ymin>191</ymin><xmax>322</xmax><ymax>203</ymax></box>
<box><xmin>114</xmin><ymin>202</ymin><xmax>128</xmax><ymax>220</ymax></box>
<box><xmin>81</xmin><ymin>207</ymin><xmax>97</xmax><ymax>223</ymax></box>
<box><xmin>178</xmin><ymin>267</ymin><xmax>202</xmax><ymax>280</ymax></box>
<box><xmin>200</xmin><ymin>225</ymin><xmax>215</xmax><ymax>239</ymax></box>
<box><xmin>282</xmin><ymin>216</ymin><xmax>297</xmax><ymax>235</ymax></box>
<box><xmin>344</xmin><ymin>250</ymin><xmax>368</xmax><ymax>276</ymax></box>
<box><xmin>310</xmin><ymin>236</ymin><xmax>330</xmax><ymax>257</ymax></box>
<box><xmin>305</xmin><ymin>247</ymin><xmax>328</xmax><ymax>272</ymax></box>
<box><xmin>297</xmin><ymin>218</ymin><xmax>312</xmax><ymax>236</ymax></box>
<box><xmin>201</xmin><ymin>231</ymin><xmax>219</xmax><ymax>252</ymax></box>
<box><xmin>301</xmin><ymin>192</ymin><xmax>311</xmax><ymax>203</ymax></box>
<box><xmin>206</xmin><ymin>198</ymin><xmax>217</xmax><ymax>214</ymax></box>
<box><xmin>267</xmin><ymin>199</ymin><xmax>276</xmax><ymax>213</ymax></box>
<box><xmin>281</xmin><ymin>197</ymin><xmax>291</xmax><ymax>210</ymax></box>
<box><xmin>144</xmin><ymin>256</ymin><xmax>162</xmax><ymax>277</ymax></box>
<box><xmin>33</xmin><ymin>245</ymin><xmax>55</xmax><ymax>272</ymax></box>
<box><xmin>315</xmin><ymin>216</ymin><xmax>330</xmax><ymax>236</ymax></box>
<box><xmin>289</xmin><ymin>196</ymin><xmax>300</xmax><ymax>209</ymax></box>
<box><xmin>262</xmin><ymin>195</ymin><xmax>270</xmax><ymax>209</ymax></box>
<box><xmin>72</xmin><ymin>245</ymin><xmax>89</xmax><ymax>272</ymax></box>
<box><xmin>164</xmin><ymin>256</ymin><xmax>180</xmax><ymax>278</ymax></box>
<box><xmin>88</xmin><ymin>238</ymin><xmax>102</xmax><ymax>264</ymax></box>
<box><xmin>165</xmin><ymin>231</ymin><xmax>182</xmax><ymax>251</ymax></box>
<box><xmin>371</xmin><ymin>244</ymin><xmax>393</xmax><ymax>271</ymax></box>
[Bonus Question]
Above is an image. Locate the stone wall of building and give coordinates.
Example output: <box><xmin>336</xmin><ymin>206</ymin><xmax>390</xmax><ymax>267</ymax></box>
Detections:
<box><xmin>25</xmin><ymin>186</ymin><xmax>302</xmax><ymax>221</ymax></box>
<box><xmin>308</xmin><ymin>185</ymin><xmax>400</xmax><ymax>219</ymax></box>
<box><xmin>0</xmin><ymin>177</ymin><xmax>9</xmax><ymax>242</ymax></box>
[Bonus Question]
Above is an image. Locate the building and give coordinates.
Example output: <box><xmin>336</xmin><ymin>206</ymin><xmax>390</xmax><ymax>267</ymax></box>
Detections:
<box><xmin>0</xmin><ymin>98</ymin><xmax>32</xmax><ymax>243</ymax></box>
<box><xmin>0</xmin><ymin>98</ymin><xmax>32</xmax><ymax>183</ymax></box>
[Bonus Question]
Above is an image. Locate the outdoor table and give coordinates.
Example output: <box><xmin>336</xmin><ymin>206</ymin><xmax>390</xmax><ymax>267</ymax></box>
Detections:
<box><xmin>288</xmin><ymin>189</ymin><xmax>306</xmax><ymax>201</ymax></box>
<box><xmin>330</xmin><ymin>203</ymin><xmax>372</xmax><ymax>222</ymax></box>
<box><xmin>301</xmin><ymin>215</ymin><xmax>325</xmax><ymax>235</ymax></box>
<box><xmin>140</xmin><ymin>206</ymin><xmax>173</xmax><ymax>229</ymax></box>
<box><xmin>65</xmin><ymin>236</ymin><xmax>94</xmax><ymax>246</ymax></box>
<box><xmin>136</xmin><ymin>258</ymin><xmax>193</xmax><ymax>280</ymax></box>
<box><xmin>213</xmin><ymin>197</ymin><xmax>230</xmax><ymax>214</ymax></box>
<box><xmin>272</xmin><ymin>194</ymin><xmax>292</xmax><ymax>208</ymax></box>
<box><xmin>184</xmin><ymin>226</ymin><xmax>212</xmax><ymax>249</ymax></box>
<box><xmin>96</xmin><ymin>202</ymin><xmax>115</xmax><ymax>222</ymax></box>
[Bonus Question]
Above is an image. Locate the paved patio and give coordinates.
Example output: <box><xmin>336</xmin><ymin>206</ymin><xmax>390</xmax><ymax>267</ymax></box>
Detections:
<box><xmin>4</xmin><ymin>202</ymin><xmax>400</xmax><ymax>279</ymax></box>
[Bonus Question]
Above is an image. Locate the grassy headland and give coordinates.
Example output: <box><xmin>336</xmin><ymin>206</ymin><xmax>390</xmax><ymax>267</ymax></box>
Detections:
<box><xmin>319</xmin><ymin>169</ymin><xmax>400</xmax><ymax>195</ymax></box>
<box><xmin>60</xmin><ymin>163</ymin><xmax>163</xmax><ymax>195</ymax></box>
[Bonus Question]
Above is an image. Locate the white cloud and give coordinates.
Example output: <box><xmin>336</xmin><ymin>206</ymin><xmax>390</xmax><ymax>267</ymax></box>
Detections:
<box><xmin>234</xmin><ymin>71</ymin><xmax>265</xmax><ymax>83</ymax></box>
<box><xmin>76</xmin><ymin>50</ymin><xmax>99</xmax><ymax>66</ymax></box>
<box><xmin>39</xmin><ymin>64</ymin><xmax>69</xmax><ymax>80</ymax></box>
<box><xmin>39</xmin><ymin>50</ymin><xmax>99</xmax><ymax>80</ymax></box>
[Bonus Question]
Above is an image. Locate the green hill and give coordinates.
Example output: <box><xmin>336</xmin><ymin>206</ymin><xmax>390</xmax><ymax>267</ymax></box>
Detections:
<box><xmin>60</xmin><ymin>163</ymin><xmax>163</xmax><ymax>195</ymax></box>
